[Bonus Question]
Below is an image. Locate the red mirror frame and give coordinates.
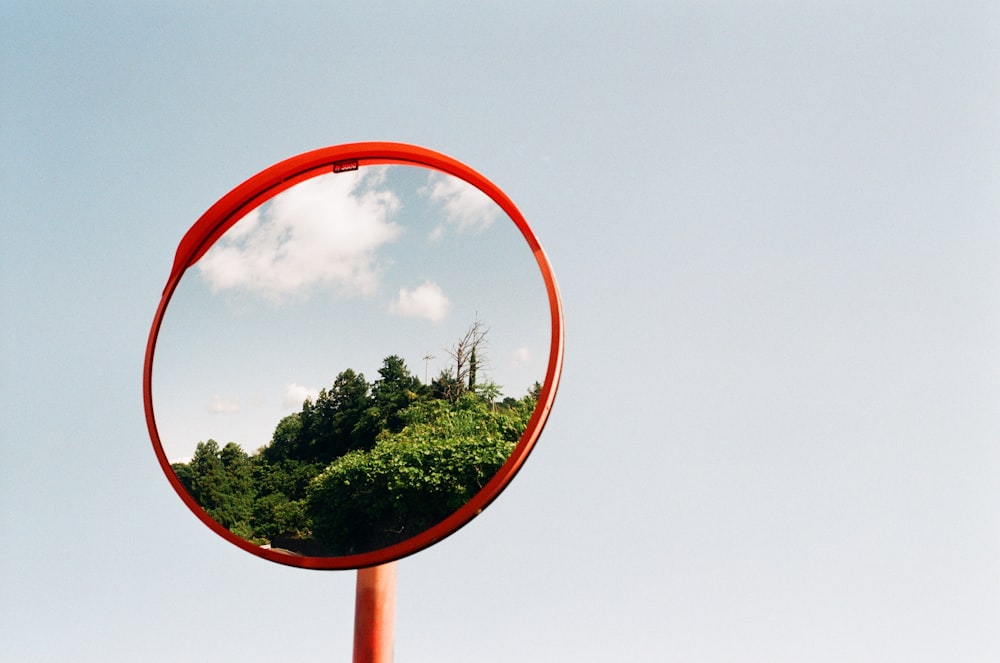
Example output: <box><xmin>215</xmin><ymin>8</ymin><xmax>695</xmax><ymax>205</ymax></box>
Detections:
<box><xmin>143</xmin><ymin>142</ymin><xmax>564</xmax><ymax>569</ymax></box>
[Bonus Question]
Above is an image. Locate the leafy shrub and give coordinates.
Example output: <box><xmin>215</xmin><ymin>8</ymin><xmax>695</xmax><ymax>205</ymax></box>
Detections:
<box><xmin>305</xmin><ymin>397</ymin><xmax>523</xmax><ymax>555</ymax></box>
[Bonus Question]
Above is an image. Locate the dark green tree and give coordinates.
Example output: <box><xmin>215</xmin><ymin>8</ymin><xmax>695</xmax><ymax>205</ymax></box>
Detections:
<box><xmin>356</xmin><ymin>355</ymin><xmax>424</xmax><ymax>441</ymax></box>
<box><xmin>430</xmin><ymin>368</ymin><xmax>463</xmax><ymax>403</ymax></box>
<box><xmin>217</xmin><ymin>442</ymin><xmax>255</xmax><ymax>536</ymax></box>
<box><xmin>170</xmin><ymin>340</ymin><xmax>541</xmax><ymax>556</ymax></box>
<box><xmin>171</xmin><ymin>461</ymin><xmax>194</xmax><ymax>493</ymax></box>
<box><xmin>262</xmin><ymin>412</ymin><xmax>304</xmax><ymax>462</ymax></box>
<box><xmin>182</xmin><ymin>440</ymin><xmax>256</xmax><ymax>537</ymax></box>
<box><xmin>468</xmin><ymin>347</ymin><xmax>477</xmax><ymax>391</ymax></box>
<box><xmin>294</xmin><ymin>369</ymin><xmax>372</xmax><ymax>462</ymax></box>
<box><xmin>250</xmin><ymin>456</ymin><xmax>325</xmax><ymax>546</ymax></box>
<box><xmin>323</xmin><ymin>368</ymin><xmax>373</xmax><ymax>456</ymax></box>
<box><xmin>188</xmin><ymin>439</ymin><xmax>226</xmax><ymax>507</ymax></box>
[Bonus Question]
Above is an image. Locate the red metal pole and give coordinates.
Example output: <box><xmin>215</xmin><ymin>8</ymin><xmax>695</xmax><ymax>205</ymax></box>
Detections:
<box><xmin>353</xmin><ymin>562</ymin><xmax>397</xmax><ymax>663</ymax></box>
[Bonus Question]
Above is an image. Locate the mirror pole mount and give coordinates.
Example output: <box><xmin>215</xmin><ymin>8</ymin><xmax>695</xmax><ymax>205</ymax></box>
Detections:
<box><xmin>353</xmin><ymin>562</ymin><xmax>398</xmax><ymax>663</ymax></box>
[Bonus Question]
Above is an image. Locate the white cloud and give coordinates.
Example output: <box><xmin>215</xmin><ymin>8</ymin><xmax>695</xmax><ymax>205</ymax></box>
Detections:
<box><xmin>512</xmin><ymin>347</ymin><xmax>531</xmax><ymax>365</ymax></box>
<box><xmin>197</xmin><ymin>168</ymin><xmax>402</xmax><ymax>300</ymax></box>
<box><xmin>388</xmin><ymin>281</ymin><xmax>451</xmax><ymax>322</ymax></box>
<box><xmin>209</xmin><ymin>395</ymin><xmax>240</xmax><ymax>414</ymax></box>
<box><xmin>421</xmin><ymin>172</ymin><xmax>499</xmax><ymax>239</ymax></box>
<box><xmin>283</xmin><ymin>382</ymin><xmax>319</xmax><ymax>409</ymax></box>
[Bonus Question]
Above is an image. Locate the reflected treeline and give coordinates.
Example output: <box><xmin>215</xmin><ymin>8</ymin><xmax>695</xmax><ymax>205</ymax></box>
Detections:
<box><xmin>172</xmin><ymin>352</ymin><xmax>539</xmax><ymax>556</ymax></box>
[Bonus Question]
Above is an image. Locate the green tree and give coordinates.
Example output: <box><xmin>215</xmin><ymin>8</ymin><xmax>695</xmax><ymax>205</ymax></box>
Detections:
<box><xmin>217</xmin><ymin>442</ymin><xmax>255</xmax><ymax>533</ymax></box>
<box><xmin>294</xmin><ymin>369</ymin><xmax>372</xmax><ymax>462</ymax></box>
<box><xmin>262</xmin><ymin>412</ymin><xmax>303</xmax><ymax>462</ymax></box>
<box><xmin>356</xmin><ymin>355</ymin><xmax>424</xmax><ymax>441</ymax></box>
<box><xmin>171</xmin><ymin>461</ymin><xmax>194</xmax><ymax>493</ymax></box>
<box><xmin>476</xmin><ymin>379</ymin><xmax>502</xmax><ymax>409</ymax></box>
<box><xmin>468</xmin><ymin>346</ymin><xmax>477</xmax><ymax>391</ymax></box>
<box><xmin>250</xmin><ymin>456</ymin><xmax>325</xmax><ymax>545</ymax></box>
<box><xmin>305</xmin><ymin>395</ymin><xmax>528</xmax><ymax>555</ymax></box>
<box><xmin>171</xmin><ymin>343</ymin><xmax>541</xmax><ymax>556</ymax></box>
<box><xmin>325</xmin><ymin>369</ymin><xmax>373</xmax><ymax>456</ymax></box>
<box><xmin>430</xmin><ymin>368</ymin><xmax>463</xmax><ymax>403</ymax></box>
<box><xmin>188</xmin><ymin>439</ymin><xmax>225</xmax><ymax>508</ymax></box>
<box><xmin>182</xmin><ymin>440</ymin><xmax>256</xmax><ymax>535</ymax></box>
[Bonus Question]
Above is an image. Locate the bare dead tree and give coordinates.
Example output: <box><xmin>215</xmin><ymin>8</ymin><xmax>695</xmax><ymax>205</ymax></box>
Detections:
<box><xmin>443</xmin><ymin>318</ymin><xmax>489</xmax><ymax>400</ymax></box>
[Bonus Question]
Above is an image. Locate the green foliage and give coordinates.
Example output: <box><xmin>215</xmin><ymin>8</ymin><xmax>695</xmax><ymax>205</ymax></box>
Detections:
<box><xmin>305</xmin><ymin>394</ymin><xmax>531</xmax><ymax>555</ymax></box>
<box><xmin>250</xmin><ymin>457</ymin><xmax>325</xmax><ymax>542</ymax></box>
<box><xmin>373</xmin><ymin>355</ymin><xmax>425</xmax><ymax>430</ymax></box>
<box><xmin>429</xmin><ymin>368</ymin><xmax>463</xmax><ymax>403</ymax></box>
<box><xmin>170</xmin><ymin>344</ymin><xmax>540</xmax><ymax>555</ymax></box>
<box><xmin>468</xmin><ymin>347</ymin><xmax>477</xmax><ymax>391</ymax></box>
<box><xmin>171</xmin><ymin>461</ymin><xmax>194</xmax><ymax>493</ymax></box>
<box><xmin>300</xmin><ymin>368</ymin><xmax>373</xmax><ymax>461</ymax></box>
<box><xmin>262</xmin><ymin>413</ymin><xmax>303</xmax><ymax>462</ymax></box>
<box><xmin>182</xmin><ymin>440</ymin><xmax>256</xmax><ymax>537</ymax></box>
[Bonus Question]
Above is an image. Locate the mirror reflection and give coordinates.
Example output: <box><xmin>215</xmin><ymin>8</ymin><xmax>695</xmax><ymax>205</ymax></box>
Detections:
<box><xmin>152</xmin><ymin>165</ymin><xmax>550</xmax><ymax>556</ymax></box>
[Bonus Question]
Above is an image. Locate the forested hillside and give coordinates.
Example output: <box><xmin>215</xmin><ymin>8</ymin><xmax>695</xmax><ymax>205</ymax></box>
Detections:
<box><xmin>171</xmin><ymin>352</ymin><xmax>539</xmax><ymax>556</ymax></box>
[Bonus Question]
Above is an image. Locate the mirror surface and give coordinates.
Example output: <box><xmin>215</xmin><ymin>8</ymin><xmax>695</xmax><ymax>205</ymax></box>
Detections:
<box><xmin>151</xmin><ymin>163</ymin><xmax>554</xmax><ymax>561</ymax></box>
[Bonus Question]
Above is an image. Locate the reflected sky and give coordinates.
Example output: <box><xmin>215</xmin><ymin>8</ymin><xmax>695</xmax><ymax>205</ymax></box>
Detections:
<box><xmin>153</xmin><ymin>165</ymin><xmax>550</xmax><ymax>461</ymax></box>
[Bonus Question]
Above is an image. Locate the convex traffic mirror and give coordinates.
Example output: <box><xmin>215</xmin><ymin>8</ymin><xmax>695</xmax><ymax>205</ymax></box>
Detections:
<box><xmin>144</xmin><ymin>143</ymin><xmax>563</xmax><ymax>569</ymax></box>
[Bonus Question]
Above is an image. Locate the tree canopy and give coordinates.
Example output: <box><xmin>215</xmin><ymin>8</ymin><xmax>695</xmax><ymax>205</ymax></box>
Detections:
<box><xmin>171</xmin><ymin>332</ymin><xmax>539</xmax><ymax>556</ymax></box>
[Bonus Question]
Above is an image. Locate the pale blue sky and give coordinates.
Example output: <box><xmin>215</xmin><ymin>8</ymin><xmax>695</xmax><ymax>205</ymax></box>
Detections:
<box><xmin>3</xmin><ymin>2</ymin><xmax>1000</xmax><ymax>661</ymax></box>
<box><xmin>153</xmin><ymin>164</ymin><xmax>550</xmax><ymax>461</ymax></box>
